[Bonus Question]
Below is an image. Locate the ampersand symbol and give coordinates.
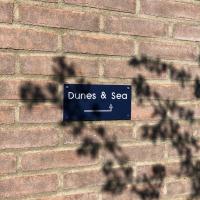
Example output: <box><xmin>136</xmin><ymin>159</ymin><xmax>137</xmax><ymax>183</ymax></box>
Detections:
<box><xmin>101</xmin><ymin>91</ymin><xmax>107</xmax><ymax>99</ymax></box>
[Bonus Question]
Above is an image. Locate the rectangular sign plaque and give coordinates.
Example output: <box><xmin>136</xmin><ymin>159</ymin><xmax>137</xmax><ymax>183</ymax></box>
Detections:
<box><xmin>63</xmin><ymin>84</ymin><xmax>132</xmax><ymax>121</ymax></box>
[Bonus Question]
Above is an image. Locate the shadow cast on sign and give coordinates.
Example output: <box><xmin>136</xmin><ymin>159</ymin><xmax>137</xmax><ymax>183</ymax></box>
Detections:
<box><xmin>20</xmin><ymin>55</ymin><xmax>200</xmax><ymax>200</ymax></box>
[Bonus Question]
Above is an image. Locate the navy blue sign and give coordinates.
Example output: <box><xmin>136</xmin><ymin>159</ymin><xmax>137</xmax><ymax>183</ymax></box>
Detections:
<box><xmin>63</xmin><ymin>84</ymin><xmax>132</xmax><ymax>121</ymax></box>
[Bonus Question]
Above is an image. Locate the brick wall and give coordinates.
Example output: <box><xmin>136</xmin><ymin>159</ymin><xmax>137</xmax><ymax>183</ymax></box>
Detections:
<box><xmin>1</xmin><ymin>0</ymin><xmax>200</xmax><ymax>200</ymax></box>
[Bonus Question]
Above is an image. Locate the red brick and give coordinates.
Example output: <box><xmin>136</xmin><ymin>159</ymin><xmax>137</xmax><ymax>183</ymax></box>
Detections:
<box><xmin>169</xmin><ymin>104</ymin><xmax>200</xmax><ymax>121</ymax></box>
<box><xmin>191</xmin><ymin>124</ymin><xmax>200</xmax><ymax>138</ymax></box>
<box><xmin>0</xmin><ymin>127</ymin><xmax>59</xmax><ymax>149</ymax></box>
<box><xmin>166</xmin><ymin>147</ymin><xmax>178</xmax><ymax>159</ymax></box>
<box><xmin>0</xmin><ymin>80</ymin><xmax>58</xmax><ymax>100</ymax></box>
<box><xmin>64</xmin><ymin>0</ymin><xmax>136</xmax><ymax>13</ymax></box>
<box><xmin>18</xmin><ymin>4</ymin><xmax>100</xmax><ymax>31</ymax></box>
<box><xmin>174</xmin><ymin>24</ymin><xmax>200</xmax><ymax>42</ymax></box>
<box><xmin>39</xmin><ymin>193</ymin><xmax>99</xmax><ymax>200</ymax></box>
<box><xmin>100</xmin><ymin>126</ymin><xmax>133</xmax><ymax>141</ymax></box>
<box><xmin>167</xmin><ymin>104</ymin><xmax>192</xmax><ymax>121</ymax></box>
<box><xmin>20</xmin><ymin>55</ymin><xmax>53</xmax><ymax>75</ymax></box>
<box><xmin>20</xmin><ymin>55</ymin><xmax>98</xmax><ymax>77</ymax></box>
<box><xmin>151</xmin><ymin>84</ymin><xmax>194</xmax><ymax>100</ymax></box>
<box><xmin>0</xmin><ymin>154</ymin><xmax>16</xmax><ymax>174</ymax></box>
<box><xmin>63</xmin><ymin>125</ymin><xmax>133</xmax><ymax>144</ymax></box>
<box><xmin>136</xmin><ymin>162</ymin><xmax>180</xmax><ymax>177</ymax></box>
<box><xmin>131</xmin><ymin>104</ymin><xmax>154</xmax><ymax>121</ymax></box>
<box><xmin>166</xmin><ymin>179</ymin><xmax>191</xmax><ymax>197</ymax></box>
<box><xmin>0</xmin><ymin>80</ymin><xmax>20</xmax><ymax>100</ymax></box>
<box><xmin>21</xmin><ymin>150</ymin><xmax>98</xmax><ymax>171</ymax></box>
<box><xmin>173</xmin><ymin>63</ymin><xmax>200</xmax><ymax>80</ymax></box>
<box><xmin>63</xmin><ymin>170</ymin><xmax>103</xmax><ymax>189</ymax></box>
<box><xmin>0</xmin><ymin>53</ymin><xmax>15</xmax><ymax>75</ymax></box>
<box><xmin>0</xmin><ymin>106</ymin><xmax>15</xmax><ymax>124</ymax></box>
<box><xmin>0</xmin><ymin>174</ymin><xmax>58</xmax><ymax>198</ymax></box>
<box><xmin>0</xmin><ymin>2</ymin><xmax>13</xmax><ymax>23</ymax></box>
<box><xmin>135</xmin><ymin>122</ymin><xmax>197</xmax><ymax>141</ymax></box>
<box><xmin>167</xmin><ymin>142</ymin><xmax>200</xmax><ymax>159</ymax></box>
<box><xmin>104</xmin><ymin>16</ymin><xmax>167</xmax><ymax>37</ymax></box>
<box><xmin>102</xmin><ymin>144</ymin><xmax>164</xmax><ymax>164</ymax></box>
<box><xmin>103</xmin><ymin>58</ymin><xmax>167</xmax><ymax>79</ymax></box>
<box><xmin>33</xmin><ymin>0</ymin><xmax>58</xmax><ymax>2</ymax></box>
<box><xmin>141</xmin><ymin>0</ymin><xmax>200</xmax><ymax>20</ymax></box>
<box><xmin>103</xmin><ymin>191</ymin><xmax>139</xmax><ymax>200</ymax></box>
<box><xmin>192</xmin><ymin>104</ymin><xmax>200</xmax><ymax>119</ymax></box>
<box><xmin>124</xmin><ymin>144</ymin><xmax>165</xmax><ymax>162</ymax></box>
<box><xmin>164</xmin><ymin>162</ymin><xmax>180</xmax><ymax>177</ymax></box>
<box><xmin>0</xmin><ymin>27</ymin><xmax>58</xmax><ymax>51</ymax></box>
<box><xmin>139</xmin><ymin>41</ymin><xmax>198</xmax><ymax>61</ymax></box>
<box><xmin>19</xmin><ymin>105</ymin><xmax>61</xmax><ymax>123</ymax></box>
<box><xmin>103</xmin><ymin>58</ymin><xmax>199</xmax><ymax>80</ymax></box>
<box><xmin>62</xmin><ymin>33</ymin><xmax>135</xmax><ymax>56</ymax></box>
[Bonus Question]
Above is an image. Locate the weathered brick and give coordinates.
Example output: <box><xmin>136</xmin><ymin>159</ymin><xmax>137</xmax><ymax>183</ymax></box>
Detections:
<box><xmin>135</xmin><ymin>122</ymin><xmax>197</xmax><ymax>141</ymax></box>
<box><xmin>104</xmin><ymin>16</ymin><xmax>167</xmax><ymax>37</ymax></box>
<box><xmin>141</xmin><ymin>0</ymin><xmax>200</xmax><ymax>20</ymax></box>
<box><xmin>0</xmin><ymin>53</ymin><xmax>15</xmax><ymax>74</ymax></box>
<box><xmin>131</xmin><ymin>104</ymin><xmax>154</xmax><ymax>121</ymax></box>
<box><xmin>191</xmin><ymin>124</ymin><xmax>200</xmax><ymax>138</ymax></box>
<box><xmin>191</xmin><ymin>104</ymin><xmax>200</xmax><ymax>120</ymax></box>
<box><xmin>18</xmin><ymin>4</ymin><xmax>100</xmax><ymax>31</ymax></box>
<box><xmin>0</xmin><ymin>80</ymin><xmax>20</xmax><ymax>100</ymax></box>
<box><xmin>63</xmin><ymin>125</ymin><xmax>133</xmax><ymax>144</ymax></box>
<box><xmin>167</xmin><ymin>142</ymin><xmax>200</xmax><ymax>159</ymax></box>
<box><xmin>62</xmin><ymin>33</ymin><xmax>135</xmax><ymax>56</ymax></box>
<box><xmin>0</xmin><ymin>2</ymin><xmax>13</xmax><ymax>23</ymax></box>
<box><xmin>0</xmin><ymin>127</ymin><xmax>59</xmax><ymax>149</ymax></box>
<box><xmin>19</xmin><ymin>105</ymin><xmax>61</xmax><ymax>123</ymax></box>
<box><xmin>0</xmin><ymin>154</ymin><xmax>16</xmax><ymax>174</ymax></box>
<box><xmin>172</xmin><ymin>63</ymin><xmax>200</xmax><ymax>80</ymax></box>
<box><xmin>20</xmin><ymin>55</ymin><xmax>98</xmax><ymax>77</ymax></box>
<box><xmin>164</xmin><ymin>162</ymin><xmax>180</xmax><ymax>177</ymax></box>
<box><xmin>33</xmin><ymin>0</ymin><xmax>58</xmax><ymax>3</ymax></box>
<box><xmin>0</xmin><ymin>174</ymin><xmax>58</xmax><ymax>198</ymax></box>
<box><xmin>124</xmin><ymin>144</ymin><xmax>165</xmax><ymax>162</ymax></box>
<box><xmin>21</xmin><ymin>150</ymin><xmax>98</xmax><ymax>171</ymax></box>
<box><xmin>0</xmin><ymin>106</ymin><xmax>15</xmax><ymax>124</ymax></box>
<box><xmin>174</xmin><ymin>24</ymin><xmax>200</xmax><ymax>42</ymax></box>
<box><xmin>169</xmin><ymin>104</ymin><xmax>200</xmax><ymax>121</ymax></box>
<box><xmin>151</xmin><ymin>84</ymin><xmax>194</xmax><ymax>100</ymax></box>
<box><xmin>166</xmin><ymin>179</ymin><xmax>191</xmax><ymax>197</ymax></box>
<box><xmin>39</xmin><ymin>193</ymin><xmax>99</xmax><ymax>200</ymax></box>
<box><xmin>102</xmin><ymin>143</ymin><xmax>165</xmax><ymax>163</ymax></box>
<box><xmin>0</xmin><ymin>27</ymin><xmax>58</xmax><ymax>51</ymax></box>
<box><xmin>64</xmin><ymin>0</ymin><xmax>136</xmax><ymax>13</ymax></box>
<box><xmin>104</xmin><ymin>58</ymin><xmax>200</xmax><ymax>80</ymax></box>
<box><xmin>103</xmin><ymin>191</ymin><xmax>140</xmax><ymax>200</ymax></box>
<box><xmin>63</xmin><ymin>170</ymin><xmax>103</xmax><ymax>189</ymax></box>
<box><xmin>139</xmin><ymin>41</ymin><xmax>198</xmax><ymax>61</ymax></box>
<box><xmin>136</xmin><ymin>162</ymin><xmax>180</xmax><ymax>177</ymax></box>
<box><xmin>33</xmin><ymin>0</ymin><xmax>58</xmax><ymax>2</ymax></box>
<box><xmin>166</xmin><ymin>147</ymin><xmax>177</xmax><ymax>159</ymax></box>
<box><xmin>0</xmin><ymin>80</ymin><xmax>58</xmax><ymax>100</ymax></box>
<box><xmin>103</xmin><ymin>58</ymin><xmax>167</xmax><ymax>79</ymax></box>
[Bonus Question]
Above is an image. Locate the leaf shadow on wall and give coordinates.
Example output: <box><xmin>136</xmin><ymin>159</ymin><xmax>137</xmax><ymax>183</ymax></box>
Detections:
<box><xmin>19</xmin><ymin>55</ymin><xmax>200</xmax><ymax>200</ymax></box>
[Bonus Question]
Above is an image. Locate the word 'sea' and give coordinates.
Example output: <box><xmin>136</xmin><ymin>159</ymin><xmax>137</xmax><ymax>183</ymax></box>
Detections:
<box><xmin>111</xmin><ymin>92</ymin><xmax>127</xmax><ymax>100</ymax></box>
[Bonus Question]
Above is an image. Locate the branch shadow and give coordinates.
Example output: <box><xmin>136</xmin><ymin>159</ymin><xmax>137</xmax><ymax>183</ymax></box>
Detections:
<box><xmin>130</xmin><ymin>55</ymin><xmax>200</xmax><ymax>199</ymax></box>
<box><xmin>19</xmin><ymin>55</ymin><xmax>200</xmax><ymax>200</ymax></box>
